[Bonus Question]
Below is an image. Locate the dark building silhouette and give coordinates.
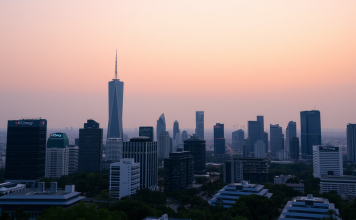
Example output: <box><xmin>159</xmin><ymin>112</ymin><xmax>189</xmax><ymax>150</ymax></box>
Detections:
<box><xmin>75</xmin><ymin>138</ymin><xmax>79</xmax><ymax>146</ymax></box>
<box><xmin>264</xmin><ymin>132</ymin><xmax>268</xmax><ymax>153</ymax></box>
<box><xmin>232</xmin><ymin>129</ymin><xmax>244</xmax><ymax>152</ymax></box>
<box><xmin>123</xmin><ymin>137</ymin><xmax>157</xmax><ymax>190</ymax></box>
<box><xmin>248</xmin><ymin>121</ymin><xmax>260</xmax><ymax>153</ymax></box>
<box><xmin>257</xmin><ymin>116</ymin><xmax>264</xmax><ymax>141</ymax></box>
<box><xmin>214</xmin><ymin>123</ymin><xmax>225</xmax><ymax>156</ymax></box>
<box><xmin>270</xmin><ymin>124</ymin><xmax>284</xmax><ymax>157</ymax></box>
<box><xmin>300</xmin><ymin>110</ymin><xmax>321</xmax><ymax>159</ymax></box>
<box><xmin>164</xmin><ymin>151</ymin><xmax>194</xmax><ymax>192</ymax></box>
<box><xmin>285</xmin><ymin>121</ymin><xmax>297</xmax><ymax>159</ymax></box>
<box><xmin>78</xmin><ymin>119</ymin><xmax>103</xmax><ymax>172</ymax></box>
<box><xmin>184</xmin><ymin>135</ymin><xmax>206</xmax><ymax>174</ymax></box>
<box><xmin>107</xmin><ymin>51</ymin><xmax>124</xmax><ymax>139</ymax></box>
<box><xmin>239</xmin><ymin>157</ymin><xmax>268</xmax><ymax>183</ymax></box>
<box><xmin>242</xmin><ymin>139</ymin><xmax>250</xmax><ymax>157</ymax></box>
<box><xmin>157</xmin><ymin>113</ymin><xmax>166</xmax><ymax>143</ymax></box>
<box><xmin>173</xmin><ymin>120</ymin><xmax>180</xmax><ymax>142</ymax></box>
<box><xmin>347</xmin><ymin>123</ymin><xmax>356</xmax><ymax>163</ymax></box>
<box><xmin>195</xmin><ymin>111</ymin><xmax>204</xmax><ymax>140</ymax></box>
<box><xmin>139</xmin><ymin>126</ymin><xmax>154</xmax><ymax>141</ymax></box>
<box><xmin>5</xmin><ymin>119</ymin><xmax>47</xmax><ymax>185</ymax></box>
<box><xmin>290</xmin><ymin>137</ymin><xmax>299</xmax><ymax>160</ymax></box>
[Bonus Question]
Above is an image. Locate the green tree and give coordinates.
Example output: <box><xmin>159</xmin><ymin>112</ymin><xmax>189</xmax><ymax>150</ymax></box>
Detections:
<box><xmin>14</xmin><ymin>207</ymin><xmax>30</xmax><ymax>220</ymax></box>
<box><xmin>230</xmin><ymin>195</ymin><xmax>276</xmax><ymax>220</ymax></box>
<box><xmin>111</xmin><ymin>199</ymin><xmax>157</xmax><ymax>220</ymax></box>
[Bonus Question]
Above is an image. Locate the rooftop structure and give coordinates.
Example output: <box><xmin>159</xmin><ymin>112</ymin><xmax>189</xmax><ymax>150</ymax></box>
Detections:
<box><xmin>320</xmin><ymin>175</ymin><xmax>356</xmax><ymax>197</ymax></box>
<box><xmin>274</xmin><ymin>175</ymin><xmax>295</xmax><ymax>184</ymax></box>
<box><xmin>0</xmin><ymin>182</ymin><xmax>26</xmax><ymax>195</ymax></box>
<box><xmin>0</xmin><ymin>183</ymin><xmax>84</xmax><ymax>220</ymax></box>
<box><xmin>209</xmin><ymin>181</ymin><xmax>272</xmax><ymax>208</ymax></box>
<box><xmin>279</xmin><ymin>194</ymin><xmax>341</xmax><ymax>220</ymax></box>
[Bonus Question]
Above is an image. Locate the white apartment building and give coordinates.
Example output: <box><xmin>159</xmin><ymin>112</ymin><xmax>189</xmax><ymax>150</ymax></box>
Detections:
<box><xmin>109</xmin><ymin>158</ymin><xmax>140</xmax><ymax>199</ymax></box>
<box><xmin>279</xmin><ymin>194</ymin><xmax>341</xmax><ymax>220</ymax></box>
<box><xmin>320</xmin><ymin>175</ymin><xmax>356</xmax><ymax>197</ymax></box>
<box><xmin>313</xmin><ymin>146</ymin><xmax>343</xmax><ymax>178</ymax></box>
<box><xmin>45</xmin><ymin>133</ymin><xmax>69</xmax><ymax>179</ymax></box>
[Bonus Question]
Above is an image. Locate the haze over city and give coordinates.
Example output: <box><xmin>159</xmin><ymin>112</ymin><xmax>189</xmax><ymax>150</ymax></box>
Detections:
<box><xmin>1</xmin><ymin>0</ymin><xmax>356</xmax><ymax>130</ymax></box>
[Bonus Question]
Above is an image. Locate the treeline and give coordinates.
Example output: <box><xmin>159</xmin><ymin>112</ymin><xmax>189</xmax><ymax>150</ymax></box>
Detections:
<box><xmin>36</xmin><ymin>171</ymin><xmax>109</xmax><ymax>197</ymax></box>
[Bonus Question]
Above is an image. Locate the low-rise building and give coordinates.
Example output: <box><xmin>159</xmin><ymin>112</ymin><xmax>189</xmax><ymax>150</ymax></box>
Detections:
<box><xmin>143</xmin><ymin>214</ymin><xmax>191</xmax><ymax>220</ymax></box>
<box><xmin>285</xmin><ymin>183</ymin><xmax>304</xmax><ymax>194</ymax></box>
<box><xmin>279</xmin><ymin>194</ymin><xmax>341</xmax><ymax>220</ymax></box>
<box><xmin>109</xmin><ymin>159</ymin><xmax>140</xmax><ymax>199</ymax></box>
<box><xmin>209</xmin><ymin>181</ymin><xmax>272</xmax><ymax>208</ymax></box>
<box><xmin>0</xmin><ymin>182</ymin><xmax>84</xmax><ymax>220</ymax></box>
<box><xmin>320</xmin><ymin>175</ymin><xmax>356</xmax><ymax>197</ymax></box>
<box><xmin>0</xmin><ymin>182</ymin><xmax>26</xmax><ymax>195</ymax></box>
<box><xmin>274</xmin><ymin>175</ymin><xmax>295</xmax><ymax>184</ymax></box>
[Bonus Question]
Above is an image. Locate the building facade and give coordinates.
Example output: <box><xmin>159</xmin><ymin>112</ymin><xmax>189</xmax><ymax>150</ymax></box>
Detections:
<box><xmin>195</xmin><ymin>111</ymin><xmax>204</xmax><ymax>140</ymax></box>
<box><xmin>232</xmin><ymin>129</ymin><xmax>244</xmax><ymax>152</ymax></box>
<box><xmin>5</xmin><ymin>119</ymin><xmax>47</xmax><ymax>186</ymax></box>
<box><xmin>290</xmin><ymin>137</ymin><xmax>299</xmax><ymax>160</ymax></box>
<box><xmin>300</xmin><ymin>110</ymin><xmax>321</xmax><ymax>159</ymax></box>
<box><xmin>78</xmin><ymin>119</ymin><xmax>103</xmax><ymax>172</ymax></box>
<box><xmin>109</xmin><ymin>159</ymin><xmax>140</xmax><ymax>199</ymax></box>
<box><xmin>264</xmin><ymin>132</ymin><xmax>268</xmax><ymax>153</ymax></box>
<box><xmin>320</xmin><ymin>175</ymin><xmax>356</xmax><ymax>197</ymax></box>
<box><xmin>164</xmin><ymin>151</ymin><xmax>194</xmax><ymax>192</ymax></box>
<box><xmin>274</xmin><ymin>175</ymin><xmax>294</xmax><ymax>184</ymax></box>
<box><xmin>214</xmin><ymin>123</ymin><xmax>225</xmax><ymax>156</ymax></box>
<box><xmin>157</xmin><ymin>113</ymin><xmax>166</xmax><ymax>143</ymax></box>
<box><xmin>248</xmin><ymin>121</ymin><xmax>261</xmax><ymax>153</ymax></box>
<box><xmin>285</xmin><ymin>121</ymin><xmax>297</xmax><ymax>159</ymax></box>
<box><xmin>45</xmin><ymin>133</ymin><xmax>69</xmax><ymax>178</ymax></box>
<box><xmin>270</xmin><ymin>124</ymin><xmax>284</xmax><ymax>157</ymax></box>
<box><xmin>184</xmin><ymin>135</ymin><xmax>206</xmax><ymax>174</ymax></box>
<box><xmin>347</xmin><ymin>123</ymin><xmax>356</xmax><ymax>163</ymax></box>
<box><xmin>139</xmin><ymin>127</ymin><xmax>154</xmax><ymax>141</ymax></box>
<box><xmin>123</xmin><ymin>137</ymin><xmax>158</xmax><ymax>190</ymax></box>
<box><xmin>181</xmin><ymin>130</ymin><xmax>188</xmax><ymax>142</ymax></box>
<box><xmin>68</xmin><ymin>145</ymin><xmax>79</xmax><ymax>175</ymax></box>
<box><xmin>223</xmin><ymin>159</ymin><xmax>243</xmax><ymax>184</ymax></box>
<box><xmin>105</xmin><ymin>138</ymin><xmax>122</xmax><ymax>162</ymax></box>
<box><xmin>158</xmin><ymin>131</ymin><xmax>170</xmax><ymax>159</ymax></box>
<box><xmin>313</xmin><ymin>146</ymin><xmax>343</xmax><ymax>178</ymax></box>
<box><xmin>107</xmin><ymin>52</ymin><xmax>124</xmax><ymax>139</ymax></box>
<box><xmin>209</xmin><ymin>181</ymin><xmax>272</xmax><ymax>208</ymax></box>
<box><xmin>254</xmin><ymin>140</ymin><xmax>266</xmax><ymax>158</ymax></box>
<box><xmin>279</xmin><ymin>195</ymin><xmax>341</xmax><ymax>220</ymax></box>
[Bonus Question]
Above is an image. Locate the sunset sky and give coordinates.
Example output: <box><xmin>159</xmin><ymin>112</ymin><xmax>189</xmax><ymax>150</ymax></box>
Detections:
<box><xmin>1</xmin><ymin>0</ymin><xmax>356</xmax><ymax>130</ymax></box>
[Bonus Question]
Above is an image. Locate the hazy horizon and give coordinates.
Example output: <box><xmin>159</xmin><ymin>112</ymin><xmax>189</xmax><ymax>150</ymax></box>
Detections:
<box><xmin>1</xmin><ymin>1</ymin><xmax>355</xmax><ymax>130</ymax></box>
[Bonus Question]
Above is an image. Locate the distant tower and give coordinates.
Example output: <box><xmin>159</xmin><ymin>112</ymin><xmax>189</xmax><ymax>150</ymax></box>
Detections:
<box><xmin>195</xmin><ymin>111</ymin><xmax>204</xmax><ymax>140</ymax></box>
<box><xmin>157</xmin><ymin>113</ymin><xmax>166</xmax><ymax>142</ymax></box>
<box><xmin>285</xmin><ymin>121</ymin><xmax>297</xmax><ymax>159</ymax></box>
<box><xmin>214</xmin><ymin>123</ymin><xmax>225</xmax><ymax>156</ymax></box>
<box><xmin>270</xmin><ymin>124</ymin><xmax>284</xmax><ymax>157</ymax></box>
<box><xmin>232</xmin><ymin>129</ymin><xmax>244</xmax><ymax>152</ymax></box>
<box><xmin>173</xmin><ymin>120</ymin><xmax>180</xmax><ymax>151</ymax></box>
<box><xmin>290</xmin><ymin>137</ymin><xmax>299</xmax><ymax>160</ymax></box>
<box><xmin>181</xmin><ymin>130</ymin><xmax>188</xmax><ymax>142</ymax></box>
<box><xmin>107</xmin><ymin>50</ymin><xmax>124</xmax><ymax>139</ymax></box>
<box><xmin>300</xmin><ymin>110</ymin><xmax>321</xmax><ymax>159</ymax></box>
<box><xmin>347</xmin><ymin>123</ymin><xmax>356</xmax><ymax>163</ymax></box>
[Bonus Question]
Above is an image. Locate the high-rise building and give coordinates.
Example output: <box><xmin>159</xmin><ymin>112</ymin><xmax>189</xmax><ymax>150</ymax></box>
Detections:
<box><xmin>68</xmin><ymin>145</ymin><xmax>79</xmax><ymax>175</ymax></box>
<box><xmin>232</xmin><ymin>129</ymin><xmax>244</xmax><ymax>152</ymax></box>
<box><xmin>158</xmin><ymin>131</ymin><xmax>170</xmax><ymax>159</ymax></box>
<box><xmin>45</xmin><ymin>133</ymin><xmax>69</xmax><ymax>178</ymax></box>
<box><xmin>223</xmin><ymin>159</ymin><xmax>243</xmax><ymax>184</ymax></box>
<box><xmin>164</xmin><ymin>151</ymin><xmax>194</xmax><ymax>192</ymax></box>
<box><xmin>157</xmin><ymin>113</ymin><xmax>166</xmax><ymax>143</ymax></box>
<box><xmin>242</xmin><ymin>139</ymin><xmax>250</xmax><ymax>157</ymax></box>
<box><xmin>290</xmin><ymin>137</ymin><xmax>299</xmax><ymax>160</ymax></box>
<box><xmin>257</xmin><ymin>116</ymin><xmax>264</xmax><ymax>141</ymax></box>
<box><xmin>264</xmin><ymin>132</ymin><xmax>268</xmax><ymax>153</ymax></box>
<box><xmin>195</xmin><ymin>111</ymin><xmax>204</xmax><ymax>140</ymax></box>
<box><xmin>105</xmin><ymin>138</ymin><xmax>122</xmax><ymax>162</ymax></box>
<box><xmin>78</xmin><ymin>119</ymin><xmax>103</xmax><ymax>172</ymax></box>
<box><xmin>214</xmin><ymin>123</ymin><xmax>225</xmax><ymax>156</ymax></box>
<box><xmin>347</xmin><ymin>123</ymin><xmax>356</xmax><ymax>163</ymax></box>
<box><xmin>139</xmin><ymin>127</ymin><xmax>154</xmax><ymax>141</ymax></box>
<box><xmin>313</xmin><ymin>146</ymin><xmax>343</xmax><ymax>178</ymax></box>
<box><xmin>107</xmin><ymin>51</ymin><xmax>124</xmax><ymax>139</ymax></box>
<box><xmin>270</xmin><ymin>124</ymin><xmax>284</xmax><ymax>157</ymax></box>
<box><xmin>181</xmin><ymin>130</ymin><xmax>188</xmax><ymax>142</ymax></box>
<box><xmin>5</xmin><ymin>119</ymin><xmax>47</xmax><ymax>186</ymax></box>
<box><xmin>285</xmin><ymin>121</ymin><xmax>297</xmax><ymax>159</ymax></box>
<box><xmin>109</xmin><ymin>159</ymin><xmax>140</xmax><ymax>199</ymax></box>
<box><xmin>254</xmin><ymin>140</ymin><xmax>266</xmax><ymax>158</ymax></box>
<box><xmin>184</xmin><ymin>135</ymin><xmax>206</xmax><ymax>174</ymax></box>
<box><xmin>123</xmin><ymin>137</ymin><xmax>157</xmax><ymax>190</ymax></box>
<box><xmin>248</xmin><ymin>121</ymin><xmax>261</xmax><ymax>153</ymax></box>
<box><xmin>173</xmin><ymin>120</ymin><xmax>180</xmax><ymax>142</ymax></box>
<box><xmin>301</xmin><ymin>110</ymin><xmax>321</xmax><ymax>159</ymax></box>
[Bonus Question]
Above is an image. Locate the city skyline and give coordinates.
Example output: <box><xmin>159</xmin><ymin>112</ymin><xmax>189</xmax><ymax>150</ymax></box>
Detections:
<box><xmin>1</xmin><ymin>1</ymin><xmax>356</xmax><ymax>130</ymax></box>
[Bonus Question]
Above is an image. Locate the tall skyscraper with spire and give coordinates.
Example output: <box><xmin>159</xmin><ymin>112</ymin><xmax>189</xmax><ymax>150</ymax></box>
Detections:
<box><xmin>107</xmin><ymin>51</ymin><xmax>124</xmax><ymax>139</ymax></box>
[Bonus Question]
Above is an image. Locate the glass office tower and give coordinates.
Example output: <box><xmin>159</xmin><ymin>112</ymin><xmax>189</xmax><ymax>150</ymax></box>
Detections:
<box><xmin>300</xmin><ymin>110</ymin><xmax>321</xmax><ymax>159</ymax></box>
<box><xmin>195</xmin><ymin>111</ymin><xmax>204</xmax><ymax>140</ymax></box>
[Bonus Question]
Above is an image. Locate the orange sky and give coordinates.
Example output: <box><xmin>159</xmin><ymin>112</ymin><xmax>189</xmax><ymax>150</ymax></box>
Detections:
<box><xmin>1</xmin><ymin>0</ymin><xmax>356</xmax><ymax>130</ymax></box>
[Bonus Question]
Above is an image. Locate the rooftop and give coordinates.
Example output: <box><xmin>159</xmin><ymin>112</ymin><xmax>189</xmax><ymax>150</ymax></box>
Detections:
<box><xmin>0</xmin><ymin>188</ymin><xmax>81</xmax><ymax>200</ymax></box>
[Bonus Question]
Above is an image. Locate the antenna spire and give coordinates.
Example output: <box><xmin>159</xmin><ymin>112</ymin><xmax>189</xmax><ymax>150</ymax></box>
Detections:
<box><xmin>115</xmin><ymin>49</ymin><xmax>117</xmax><ymax>79</ymax></box>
